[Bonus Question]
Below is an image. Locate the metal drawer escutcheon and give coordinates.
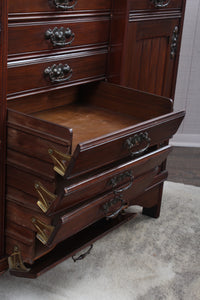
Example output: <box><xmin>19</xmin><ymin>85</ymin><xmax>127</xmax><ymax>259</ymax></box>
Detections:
<box><xmin>44</xmin><ymin>64</ymin><xmax>72</xmax><ymax>83</ymax></box>
<box><xmin>53</xmin><ymin>0</ymin><xmax>78</xmax><ymax>10</ymax></box>
<box><xmin>45</xmin><ymin>27</ymin><xmax>75</xmax><ymax>47</ymax></box>
<box><xmin>125</xmin><ymin>132</ymin><xmax>151</xmax><ymax>157</ymax></box>
<box><xmin>150</xmin><ymin>0</ymin><xmax>171</xmax><ymax>8</ymax></box>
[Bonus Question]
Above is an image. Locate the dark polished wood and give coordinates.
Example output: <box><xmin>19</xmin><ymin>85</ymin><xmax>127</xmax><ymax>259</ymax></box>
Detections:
<box><xmin>0</xmin><ymin>0</ymin><xmax>8</xmax><ymax>272</ymax></box>
<box><xmin>0</xmin><ymin>0</ymin><xmax>186</xmax><ymax>277</ymax></box>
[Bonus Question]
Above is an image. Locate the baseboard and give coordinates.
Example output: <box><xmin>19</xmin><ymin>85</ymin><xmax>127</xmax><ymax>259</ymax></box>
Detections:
<box><xmin>170</xmin><ymin>134</ymin><xmax>200</xmax><ymax>148</ymax></box>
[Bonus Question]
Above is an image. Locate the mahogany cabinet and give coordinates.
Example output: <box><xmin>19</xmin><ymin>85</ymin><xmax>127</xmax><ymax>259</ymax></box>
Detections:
<box><xmin>0</xmin><ymin>0</ymin><xmax>186</xmax><ymax>278</ymax></box>
<box><xmin>109</xmin><ymin>0</ymin><xmax>186</xmax><ymax>98</ymax></box>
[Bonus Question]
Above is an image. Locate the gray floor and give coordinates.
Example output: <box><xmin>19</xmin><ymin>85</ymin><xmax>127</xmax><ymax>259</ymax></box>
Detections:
<box><xmin>167</xmin><ymin>146</ymin><xmax>200</xmax><ymax>187</ymax></box>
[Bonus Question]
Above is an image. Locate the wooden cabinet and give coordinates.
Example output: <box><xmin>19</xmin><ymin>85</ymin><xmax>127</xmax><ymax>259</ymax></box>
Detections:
<box><xmin>109</xmin><ymin>0</ymin><xmax>186</xmax><ymax>98</ymax></box>
<box><xmin>0</xmin><ymin>0</ymin><xmax>186</xmax><ymax>278</ymax></box>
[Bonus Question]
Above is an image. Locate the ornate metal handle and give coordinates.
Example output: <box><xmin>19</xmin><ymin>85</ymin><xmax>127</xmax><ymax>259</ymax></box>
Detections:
<box><xmin>109</xmin><ymin>171</ymin><xmax>134</xmax><ymax>194</ymax></box>
<box><xmin>72</xmin><ymin>245</ymin><xmax>93</xmax><ymax>262</ymax></box>
<box><xmin>170</xmin><ymin>26</ymin><xmax>179</xmax><ymax>59</ymax></box>
<box><xmin>150</xmin><ymin>0</ymin><xmax>171</xmax><ymax>8</ymax></box>
<box><xmin>45</xmin><ymin>27</ymin><xmax>75</xmax><ymax>47</ymax></box>
<box><xmin>103</xmin><ymin>195</ymin><xmax>128</xmax><ymax>220</ymax></box>
<box><xmin>125</xmin><ymin>132</ymin><xmax>151</xmax><ymax>157</ymax></box>
<box><xmin>53</xmin><ymin>0</ymin><xmax>78</xmax><ymax>10</ymax></box>
<box><xmin>44</xmin><ymin>63</ymin><xmax>72</xmax><ymax>83</ymax></box>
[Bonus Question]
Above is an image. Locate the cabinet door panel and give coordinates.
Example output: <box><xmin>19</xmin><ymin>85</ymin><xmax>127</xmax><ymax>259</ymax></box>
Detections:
<box><xmin>122</xmin><ymin>18</ymin><xmax>180</xmax><ymax>98</ymax></box>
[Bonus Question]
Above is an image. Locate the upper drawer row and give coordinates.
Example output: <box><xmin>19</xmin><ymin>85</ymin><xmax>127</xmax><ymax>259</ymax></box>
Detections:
<box><xmin>8</xmin><ymin>18</ymin><xmax>110</xmax><ymax>57</ymax></box>
<box><xmin>8</xmin><ymin>0</ymin><xmax>112</xmax><ymax>14</ymax></box>
<box><xmin>129</xmin><ymin>0</ymin><xmax>184</xmax><ymax>10</ymax></box>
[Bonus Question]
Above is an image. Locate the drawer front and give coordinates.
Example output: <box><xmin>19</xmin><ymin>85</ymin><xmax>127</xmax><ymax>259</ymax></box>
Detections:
<box><xmin>52</xmin><ymin>146</ymin><xmax>171</xmax><ymax>214</ymax></box>
<box><xmin>47</xmin><ymin>168</ymin><xmax>158</xmax><ymax>246</ymax></box>
<box><xmin>64</xmin><ymin>112</ymin><xmax>185</xmax><ymax>179</ymax></box>
<box><xmin>8</xmin><ymin>19</ymin><xmax>110</xmax><ymax>57</ymax></box>
<box><xmin>7</xmin><ymin>51</ymin><xmax>107</xmax><ymax>96</ymax></box>
<box><xmin>129</xmin><ymin>0</ymin><xmax>183</xmax><ymax>10</ymax></box>
<box><xmin>8</xmin><ymin>0</ymin><xmax>112</xmax><ymax>14</ymax></box>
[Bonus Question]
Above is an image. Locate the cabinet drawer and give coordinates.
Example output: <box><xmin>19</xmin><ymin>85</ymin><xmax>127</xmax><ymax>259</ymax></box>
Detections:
<box><xmin>8</xmin><ymin>0</ymin><xmax>112</xmax><ymax>14</ymax></box>
<box><xmin>8</xmin><ymin>19</ymin><xmax>110</xmax><ymax>57</ymax></box>
<box><xmin>7</xmin><ymin>51</ymin><xmax>107</xmax><ymax>96</ymax></box>
<box><xmin>53</xmin><ymin>146</ymin><xmax>171</xmax><ymax>213</ymax></box>
<box><xmin>7</xmin><ymin>82</ymin><xmax>184</xmax><ymax>216</ymax></box>
<box><xmin>129</xmin><ymin>0</ymin><xmax>183</xmax><ymax>10</ymax></box>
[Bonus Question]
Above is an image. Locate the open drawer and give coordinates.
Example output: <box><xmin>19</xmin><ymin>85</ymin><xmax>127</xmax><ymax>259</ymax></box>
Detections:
<box><xmin>6</xmin><ymin>145</ymin><xmax>170</xmax><ymax>266</ymax></box>
<box><xmin>6</xmin><ymin>81</ymin><xmax>184</xmax><ymax>276</ymax></box>
<box><xmin>7</xmin><ymin>81</ymin><xmax>184</xmax><ymax>214</ymax></box>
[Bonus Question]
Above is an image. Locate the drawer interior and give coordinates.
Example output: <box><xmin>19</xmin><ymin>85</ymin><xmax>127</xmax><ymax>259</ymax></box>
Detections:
<box><xmin>32</xmin><ymin>102</ymin><xmax>140</xmax><ymax>152</ymax></box>
<box><xmin>8</xmin><ymin>81</ymin><xmax>173</xmax><ymax>152</ymax></box>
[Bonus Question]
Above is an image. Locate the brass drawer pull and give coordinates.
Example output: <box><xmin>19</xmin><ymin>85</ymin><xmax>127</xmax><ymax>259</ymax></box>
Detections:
<box><xmin>125</xmin><ymin>132</ymin><xmax>151</xmax><ymax>157</ymax></box>
<box><xmin>150</xmin><ymin>0</ymin><xmax>171</xmax><ymax>8</ymax></box>
<box><xmin>53</xmin><ymin>0</ymin><xmax>78</xmax><ymax>10</ymax></box>
<box><xmin>103</xmin><ymin>195</ymin><xmax>128</xmax><ymax>220</ymax></box>
<box><xmin>72</xmin><ymin>245</ymin><xmax>93</xmax><ymax>262</ymax></box>
<box><xmin>45</xmin><ymin>27</ymin><xmax>75</xmax><ymax>47</ymax></box>
<box><xmin>109</xmin><ymin>170</ymin><xmax>134</xmax><ymax>194</ymax></box>
<box><xmin>44</xmin><ymin>63</ymin><xmax>72</xmax><ymax>83</ymax></box>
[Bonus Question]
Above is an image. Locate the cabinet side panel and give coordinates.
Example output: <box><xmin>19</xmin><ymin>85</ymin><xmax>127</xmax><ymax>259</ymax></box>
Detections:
<box><xmin>0</xmin><ymin>0</ymin><xmax>8</xmax><ymax>267</ymax></box>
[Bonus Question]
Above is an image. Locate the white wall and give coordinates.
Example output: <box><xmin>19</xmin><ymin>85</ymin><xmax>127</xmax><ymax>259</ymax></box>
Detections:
<box><xmin>172</xmin><ymin>0</ymin><xmax>200</xmax><ymax>147</ymax></box>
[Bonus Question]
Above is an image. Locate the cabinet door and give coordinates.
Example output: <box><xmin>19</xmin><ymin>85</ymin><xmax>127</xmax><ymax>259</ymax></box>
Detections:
<box><xmin>121</xmin><ymin>18</ymin><xmax>181</xmax><ymax>98</ymax></box>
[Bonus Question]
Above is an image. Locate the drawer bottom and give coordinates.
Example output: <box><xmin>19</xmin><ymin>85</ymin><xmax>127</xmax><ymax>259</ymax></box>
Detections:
<box><xmin>9</xmin><ymin>212</ymin><xmax>137</xmax><ymax>278</ymax></box>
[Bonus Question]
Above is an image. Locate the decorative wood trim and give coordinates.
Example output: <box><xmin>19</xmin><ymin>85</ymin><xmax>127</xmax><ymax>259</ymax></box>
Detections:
<box><xmin>8</xmin><ymin>10</ymin><xmax>111</xmax><ymax>22</ymax></box>
<box><xmin>129</xmin><ymin>9</ymin><xmax>182</xmax><ymax>22</ymax></box>
<box><xmin>0</xmin><ymin>0</ymin><xmax>7</xmax><ymax>267</ymax></box>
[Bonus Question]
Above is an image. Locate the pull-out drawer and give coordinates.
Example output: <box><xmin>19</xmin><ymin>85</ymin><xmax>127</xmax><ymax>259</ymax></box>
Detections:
<box><xmin>7</xmin><ymin>82</ymin><xmax>184</xmax><ymax>215</ymax></box>
<box><xmin>6</xmin><ymin>81</ymin><xmax>185</xmax><ymax>276</ymax></box>
<box><xmin>8</xmin><ymin>18</ymin><xmax>110</xmax><ymax>57</ymax></box>
<box><xmin>8</xmin><ymin>0</ymin><xmax>112</xmax><ymax>14</ymax></box>
<box><xmin>7</xmin><ymin>51</ymin><xmax>107</xmax><ymax>97</ymax></box>
<box><xmin>6</xmin><ymin>145</ymin><xmax>169</xmax><ymax>264</ymax></box>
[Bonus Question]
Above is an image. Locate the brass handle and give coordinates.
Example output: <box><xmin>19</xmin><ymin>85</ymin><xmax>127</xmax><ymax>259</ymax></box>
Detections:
<box><xmin>53</xmin><ymin>0</ymin><xmax>78</xmax><ymax>10</ymax></box>
<box><xmin>44</xmin><ymin>63</ymin><xmax>72</xmax><ymax>83</ymax></box>
<box><xmin>150</xmin><ymin>0</ymin><xmax>171</xmax><ymax>8</ymax></box>
<box><xmin>125</xmin><ymin>132</ymin><xmax>151</xmax><ymax>157</ymax></box>
<box><xmin>103</xmin><ymin>195</ymin><xmax>128</xmax><ymax>220</ymax></box>
<box><xmin>45</xmin><ymin>27</ymin><xmax>75</xmax><ymax>47</ymax></box>
<box><xmin>109</xmin><ymin>171</ymin><xmax>134</xmax><ymax>194</ymax></box>
<box><xmin>72</xmin><ymin>245</ymin><xmax>93</xmax><ymax>262</ymax></box>
<box><xmin>170</xmin><ymin>26</ymin><xmax>179</xmax><ymax>59</ymax></box>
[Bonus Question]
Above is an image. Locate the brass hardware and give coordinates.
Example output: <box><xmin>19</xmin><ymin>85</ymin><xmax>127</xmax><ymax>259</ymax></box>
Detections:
<box><xmin>170</xmin><ymin>26</ymin><xmax>179</xmax><ymax>59</ymax></box>
<box><xmin>150</xmin><ymin>0</ymin><xmax>171</xmax><ymax>8</ymax></box>
<box><xmin>103</xmin><ymin>195</ymin><xmax>128</xmax><ymax>220</ymax></box>
<box><xmin>35</xmin><ymin>181</ymin><xmax>57</xmax><ymax>213</ymax></box>
<box><xmin>48</xmin><ymin>148</ymin><xmax>71</xmax><ymax>176</ymax></box>
<box><xmin>125</xmin><ymin>132</ymin><xmax>151</xmax><ymax>157</ymax></box>
<box><xmin>44</xmin><ymin>63</ymin><xmax>72</xmax><ymax>83</ymax></box>
<box><xmin>109</xmin><ymin>170</ymin><xmax>134</xmax><ymax>194</ymax></box>
<box><xmin>31</xmin><ymin>218</ymin><xmax>55</xmax><ymax>245</ymax></box>
<box><xmin>45</xmin><ymin>27</ymin><xmax>75</xmax><ymax>47</ymax></box>
<box><xmin>8</xmin><ymin>246</ymin><xmax>30</xmax><ymax>272</ymax></box>
<box><xmin>53</xmin><ymin>0</ymin><xmax>78</xmax><ymax>10</ymax></box>
<box><xmin>72</xmin><ymin>245</ymin><xmax>93</xmax><ymax>262</ymax></box>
